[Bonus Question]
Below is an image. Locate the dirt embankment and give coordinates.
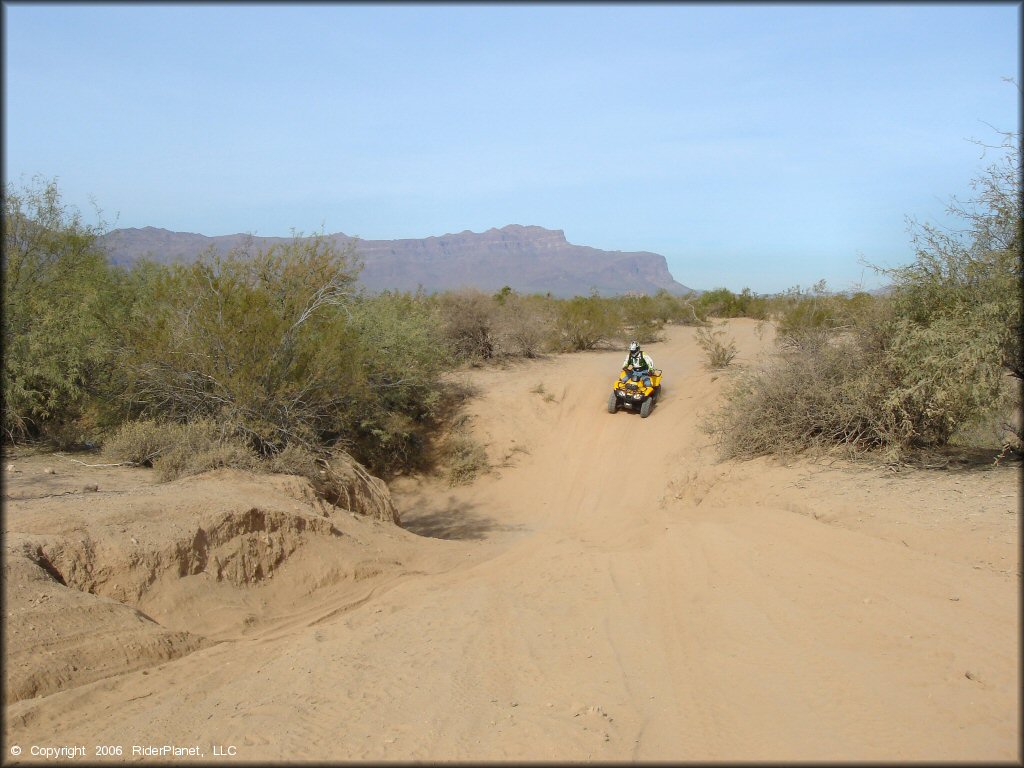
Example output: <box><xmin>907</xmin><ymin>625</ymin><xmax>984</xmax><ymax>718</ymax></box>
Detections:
<box><xmin>3</xmin><ymin>319</ymin><xmax>1019</xmax><ymax>762</ymax></box>
<box><xmin>3</xmin><ymin>461</ymin><xmax>444</xmax><ymax>706</ymax></box>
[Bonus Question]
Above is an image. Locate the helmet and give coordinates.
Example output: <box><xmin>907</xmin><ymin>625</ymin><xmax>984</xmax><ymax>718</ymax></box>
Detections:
<box><xmin>629</xmin><ymin>341</ymin><xmax>640</xmax><ymax>353</ymax></box>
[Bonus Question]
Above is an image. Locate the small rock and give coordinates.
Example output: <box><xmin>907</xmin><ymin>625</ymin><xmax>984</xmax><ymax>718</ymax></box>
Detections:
<box><xmin>82</xmin><ymin>484</ymin><xmax>99</xmax><ymax>493</ymax></box>
<box><xmin>43</xmin><ymin>467</ymin><xmax>55</xmax><ymax>474</ymax></box>
<box><xmin>5</xmin><ymin>463</ymin><xmax>14</xmax><ymax>471</ymax></box>
<box><xmin>949</xmin><ymin>596</ymin><xmax>960</xmax><ymax>602</ymax></box>
<box><xmin>965</xmin><ymin>670</ymin><xmax>977</xmax><ymax>681</ymax></box>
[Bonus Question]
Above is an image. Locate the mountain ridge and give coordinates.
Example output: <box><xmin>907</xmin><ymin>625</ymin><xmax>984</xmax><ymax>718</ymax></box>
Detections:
<box><xmin>98</xmin><ymin>224</ymin><xmax>695</xmax><ymax>297</ymax></box>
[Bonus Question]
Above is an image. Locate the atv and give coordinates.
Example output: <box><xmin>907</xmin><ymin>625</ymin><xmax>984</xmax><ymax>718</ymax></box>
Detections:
<box><xmin>608</xmin><ymin>367</ymin><xmax>662</xmax><ymax>418</ymax></box>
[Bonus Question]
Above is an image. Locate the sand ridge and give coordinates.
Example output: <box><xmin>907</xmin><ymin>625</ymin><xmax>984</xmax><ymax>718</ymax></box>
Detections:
<box><xmin>3</xmin><ymin>319</ymin><xmax>1019</xmax><ymax>762</ymax></box>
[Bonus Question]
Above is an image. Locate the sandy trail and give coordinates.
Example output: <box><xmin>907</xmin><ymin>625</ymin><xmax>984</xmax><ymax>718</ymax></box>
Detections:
<box><xmin>4</xmin><ymin>320</ymin><xmax>1019</xmax><ymax>762</ymax></box>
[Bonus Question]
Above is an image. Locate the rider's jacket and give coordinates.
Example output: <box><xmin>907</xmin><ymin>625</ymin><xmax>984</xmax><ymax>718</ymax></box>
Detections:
<box><xmin>623</xmin><ymin>350</ymin><xmax>654</xmax><ymax>372</ymax></box>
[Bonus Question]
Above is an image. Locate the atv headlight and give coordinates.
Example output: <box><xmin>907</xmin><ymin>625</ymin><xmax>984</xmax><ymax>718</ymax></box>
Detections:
<box><xmin>633</xmin><ymin>393</ymin><xmax>642</xmax><ymax>400</ymax></box>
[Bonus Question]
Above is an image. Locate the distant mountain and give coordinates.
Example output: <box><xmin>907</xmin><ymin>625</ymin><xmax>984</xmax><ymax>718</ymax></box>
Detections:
<box><xmin>97</xmin><ymin>224</ymin><xmax>695</xmax><ymax>298</ymax></box>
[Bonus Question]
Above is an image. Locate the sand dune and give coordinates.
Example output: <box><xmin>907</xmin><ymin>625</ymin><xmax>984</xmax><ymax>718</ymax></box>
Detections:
<box><xmin>3</xmin><ymin>319</ymin><xmax>1019</xmax><ymax>762</ymax></box>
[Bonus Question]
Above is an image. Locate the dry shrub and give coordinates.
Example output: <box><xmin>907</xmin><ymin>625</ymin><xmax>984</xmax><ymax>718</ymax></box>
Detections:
<box><xmin>103</xmin><ymin>419</ymin><xmax>258</xmax><ymax>480</ymax></box>
<box><xmin>102</xmin><ymin>419</ymin><xmax>170</xmax><ymax>465</ymax></box>
<box><xmin>703</xmin><ymin>330</ymin><xmax>906</xmax><ymax>461</ymax></box>
<box><xmin>264</xmin><ymin>442</ymin><xmax>319</xmax><ymax>476</ymax></box>
<box><xmin>531</xmin><ymin>382</ymin><xmax>557</xmax><ymax>403</ymax></box>
<box><xmin>313</xmin><ymin>450</ymin><xmax>401</xmax><ymax>524</ymax></box>
<box><xmin>493</xmin><ymin>294</ymin><xmax>556</xmax><ymax>358</ymax></box>
<box><xmin>105</xmin><ymin>422</ymin><xmax>400</xmax><ymax>522</ymax></box>
<box><xmin>437</xmin><ymin>288</ymin><xmax>497</xmax><ymax>361</ymax></box>
<box><xmin>696</xmin><ymin>324</ymin><xmax>738</xmax><ymax>369</ymax></box>
<box><xmin>445</xmin><ymin>436</ymin><xmax>489</xmax><ymax>486</ymax></box>
<box><xmin>440</xmin><ymin>421</ymin><xmax>490</xmax><ymax>486</ymax></box>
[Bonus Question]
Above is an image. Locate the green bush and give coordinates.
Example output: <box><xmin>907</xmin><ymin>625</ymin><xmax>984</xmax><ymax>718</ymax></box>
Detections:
<box><xmin>555</xmin><ymin>294</ymin><xmax>623</xmax><ymax>351</ymax></box>
<box><xmin>617</xmin><ymin>294</ymin><xmax>666</xmax><ymax>344</ymax></box>
<box><xmin>2</xmin><ymin>177</ymin><xmax>120</xmax><ymax>444</ymax></box>
<box><xmin>343</xmin><ymin>290</ymin><xmax>447</xmax><ymax>472</ymax></box>
<box><xmin>112</xmin><ymin>233</ymin><xmax>362</xmax><ymax>454</ymax></box>
<box><xmin>879</xmin><ymin>124</ymin><xmax>1020</xmax><ymax>449</ymax></box>
<box><xmin>694</xmin><ymin>287</ymin><xmax>768</xmax><ymax>320</ymax></box>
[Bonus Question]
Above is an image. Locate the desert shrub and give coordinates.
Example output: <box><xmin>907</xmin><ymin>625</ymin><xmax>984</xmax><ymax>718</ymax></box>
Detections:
<box><xmin>530</xmin><ymin>381</ymin><xmax>561</xmax><ymax>403</ymax></box>
<box><xmin>877</xmin><ymin>123</ymin><xmax>1021</xmax><ymax>450</ymax></box>
<box><xmin>343</xmin><ymin>290</ymin><xmax>447</xmax><ymax>472</ymax></box>
<box><xmin>442</xmin><ymin>434</ymin><xmax>489</xmax><ymax>487</ymax></box>
<box><xmin>492</xmin><ymin>291</ymin><xmax>557</xmax><ymax>358</ymax></box>
<box><xmin>694</xmin><ymin>287</ymin><xmax>768</xmax><ymax>320</ymax></box>
<box><xmin>102</xmin><ymin>418</ymin><xmax>175</xmax><ymax>465</ymax></box>
<box><xmin>705</xmin><ymin>330</ymin><xmax>905</xmax><ymax>460</ymax></box>
<box><xmin>2</xmin><ymin>177</ymin><xmax>120</xmax><ymax>444</ymax></box>
<box><xmin>707</xmin><ymin>122</ymin><xmax>1021</xmax><ymax>460</ymax></box>
<box><xmin>882</xmin><ymin>311</ymin><xmax>1014</xmax><ymax>446</ymax></box>
<box><xmin>617</xmin><ymin>294</ymin><xmax>666</xmax><ymax>344</ymax></box>
<box><xmin>696</xmin><ymin>324</ymin><xmax>738</xmax><ymax>369</ymax></box>
<box><xmin>103</xmin><ymin>418</ymin><xmax>258</xmax><ymax>480</ymax></box>
<box><xmin>734</xmin><ymin>288</ymin><xmax>770</xmax><ymax>320</ymax></box>
<box><xmin>554</xmin><ymin>294</ymin><xmax>623</xmax><ymax>351</ymax></box>
<box><xmin>649</xmin><ymin>289</ymin><xmax>687</xmax><ymax>324</ymax></box>
<box><xmin>772</xmin><ymin>280</ymin><xmax>847</xmax><ymax>339</ymax></box>
<box><xmin>671</xmin><ymin>295</ymin><xmax>707</xmax><ymax>326</ymax></box>
<box><xmin>441</xmin><ymin>428</ymin><xmax>490</xmax><ymax>486</ymax></box>
<box><xmin>837</xmin><ymin>291</ymin><xmax>878</xmax><ymax>325</ymax></box>
<box><xmin>436</xmin><ymin>288</ymin><xmax>497</xmax><ymax>361</ymax></box>
<box><xmin>264</xmin><ymin>442</ymin><xmax>320</xmax><ymax>477</ymax></box>
<box><xmin>314</xmin><ymin>449</ymin><xmax>401</xmax><ymax>523</ymax></box>
<box><xmin>693</xmin><ymin>288</ymin><xmax>737</xmax><ymax>318</ymax></box>
<box><xmin>112</xmin><ymin>233</ymin><xmax>362</xmax><ymax>455</ymax></box>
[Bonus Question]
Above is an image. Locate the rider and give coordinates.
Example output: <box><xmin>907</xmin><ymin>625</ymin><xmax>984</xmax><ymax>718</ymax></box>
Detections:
<box><xmin>622</xmin><ymin>340</ymin><xmax>655</xmax><ymax>389</ymax></box>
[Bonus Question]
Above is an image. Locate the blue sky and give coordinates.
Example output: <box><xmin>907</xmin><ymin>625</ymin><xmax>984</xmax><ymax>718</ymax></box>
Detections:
<box><xmin>3</xmin><ymin>3</ymin><xmax>1019</xmax><ymax>293</ymax></box>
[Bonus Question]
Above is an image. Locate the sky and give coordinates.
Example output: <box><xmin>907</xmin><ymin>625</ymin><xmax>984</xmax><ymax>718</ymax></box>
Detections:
<box><xmin>3</xmin><ymin>2</ymin><xmax>1019</xmax><ymax>294</ymax></box>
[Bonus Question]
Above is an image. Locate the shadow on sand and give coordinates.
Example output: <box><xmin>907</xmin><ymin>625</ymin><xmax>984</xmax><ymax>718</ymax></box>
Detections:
<box><xmin>401</xmin><ymin>496</ymin><xmax>527</xmax><ymax>541</ymax></box>
<box><xmin>904</xmin><ymin>445</ymin><xmax>1022</xmax><ymax>473</ymax></box>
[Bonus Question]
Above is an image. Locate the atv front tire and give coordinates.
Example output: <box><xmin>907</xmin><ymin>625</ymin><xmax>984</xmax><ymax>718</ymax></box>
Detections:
<box><xmin>607</xmin><ymin>392</ymin><xmax>619</xmax><ymax>414</ymax></box>
<box><xmin>640</xmin><ymin>398</ymin><xmax>653</xmax><ymax>418</ymax></box>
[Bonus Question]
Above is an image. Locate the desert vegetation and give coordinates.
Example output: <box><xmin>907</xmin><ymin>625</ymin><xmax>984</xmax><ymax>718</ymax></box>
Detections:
<box><xmin>3</xmin><ymin>124</ymin><xmax>1019</xmax><ymax>479</ymax></box>
<box><xmin>704</xmin><ymin>126</ymin><xmax>1021</xmax><ymax>462</ymax></box>
<box><xmin>0</xmin><ymin>181</ymin><xmax>695</xmax><ymax>485</ymax></box>
<box><xmin>695</xmin><ymin>323</ymin><xmax>739</xmax><ymax>369</ymax></box>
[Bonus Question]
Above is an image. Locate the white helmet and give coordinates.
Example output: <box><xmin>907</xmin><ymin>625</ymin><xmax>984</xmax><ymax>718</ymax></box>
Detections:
<box><xmin>629</xmin><ymin>341</ymin><xmax>640</xmax><ymax>353</ymax></box>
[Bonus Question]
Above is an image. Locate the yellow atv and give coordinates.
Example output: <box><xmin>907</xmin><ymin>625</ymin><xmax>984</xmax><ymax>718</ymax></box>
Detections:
<box><xmin>608</xmin><ymin>367</ymin><xmax>662</xmax><ymax>418</ymax></box>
